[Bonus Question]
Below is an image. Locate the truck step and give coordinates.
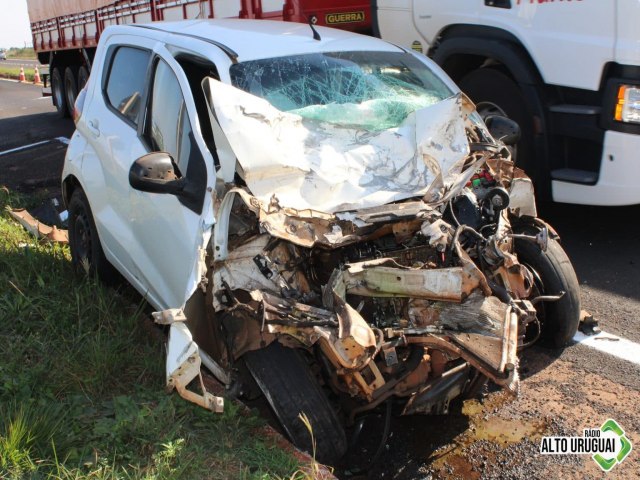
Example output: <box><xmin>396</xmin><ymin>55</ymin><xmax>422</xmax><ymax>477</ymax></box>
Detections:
<box><xmin>549</xmin><ymin>104</ymin><xmax>601</xmax><ymax>115</ymax></box>
<box><xmin>550</xmin><ymin>168</ymin><xmax>598</xmax><ymax>185</ymax></box>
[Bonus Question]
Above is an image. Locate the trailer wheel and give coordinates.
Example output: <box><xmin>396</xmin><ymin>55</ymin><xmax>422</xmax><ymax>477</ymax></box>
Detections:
<box><xmin>64</xmin><ymin>66</ymin><xmax>79</xmax><ymax>116</ymax></box>
<box><xmin>78</xmin><ymin>66</ymin><xmax>90</xmax><ymax>91</ymax></box>
<box><xmin>243</xmin><ymin>342</ymin><xmax>348</xmax><ymax>464</ymax></box>
<box><xmin>51</xmin><ymin>67</ymin><xmax>69</xmax><ymax>118</ymax></box>
<box><xmin>459</xmin><ymin>68</ymin><xmax>534</xmax><ymax>173</ymax></box>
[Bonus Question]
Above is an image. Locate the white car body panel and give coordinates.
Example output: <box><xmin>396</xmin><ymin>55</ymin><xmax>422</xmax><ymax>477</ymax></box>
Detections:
<box><xmin>206</xmin><ymin>78</ymin><xmax>471</xmax><ymax>213</ymax></box>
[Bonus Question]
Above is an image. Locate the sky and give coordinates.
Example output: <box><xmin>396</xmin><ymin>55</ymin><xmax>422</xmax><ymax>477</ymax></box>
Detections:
<box><xmin>0</xmin><ymin>0</ymin><xmax>33</xmax><ymax>49</ymax></box>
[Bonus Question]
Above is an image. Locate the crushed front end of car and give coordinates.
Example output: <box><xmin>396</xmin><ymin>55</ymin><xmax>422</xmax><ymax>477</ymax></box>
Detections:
<box><xmin>158</xmin><ymin>50</ymin><xmax>579</xmax><ymax>463</ymax></box>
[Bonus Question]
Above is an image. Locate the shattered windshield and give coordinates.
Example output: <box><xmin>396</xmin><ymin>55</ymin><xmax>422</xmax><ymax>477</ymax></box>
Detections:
<box><xmin>229</xmin><ymin>51</ymin><xmax>454</xmax><ymax>131</ymax></box>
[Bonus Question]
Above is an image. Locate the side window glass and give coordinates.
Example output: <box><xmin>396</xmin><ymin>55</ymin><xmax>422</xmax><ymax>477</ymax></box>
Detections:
<box><xmin>105</xmin><ymin>47</ymin><xmax>150</xmax><ymax>124</ymax></box>
<box><xmin>147</xmin><ymin>60</ymin><xmax>193</xmax><ymax>173</ymax></box>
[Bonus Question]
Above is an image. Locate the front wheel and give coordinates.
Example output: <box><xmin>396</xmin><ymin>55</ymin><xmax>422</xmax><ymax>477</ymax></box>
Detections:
<box><xmin>459</xmin><ymin>68</ymin><xmax>535</xmax><ymax>173</ymax></box>
<box><xmin>514</xmin><ymin>236</ymin><xmax>581</xmax><ymax>347</ymax></box>
<box><xmin>243</xmin><ymin>342</ymin><xmax>348</xmax><ymax>464</ymax></box>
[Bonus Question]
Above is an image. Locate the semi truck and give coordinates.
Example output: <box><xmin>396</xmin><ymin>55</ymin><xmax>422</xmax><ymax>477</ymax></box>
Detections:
<box><xmin>27</xmin><ymin>0</ymin><xmax>371</xmax><ymax>117</ymax></box>
<box><xmin>374</xmin><ymin>1</ymin><xmax>640</xmax><ymax>206</ymax></box>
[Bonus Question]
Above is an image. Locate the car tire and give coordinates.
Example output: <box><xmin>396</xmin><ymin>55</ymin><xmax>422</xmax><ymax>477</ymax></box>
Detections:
<box><xmin>78</xmin><ymin>65</ymin><xmax>90</xmax><ymax>91</ymax></box>
<box><xmin>68</xmin><ymin>189</ymin><xmax>118</xmax><ymax>283</ymax></box>
<box><xmin>51</xmin><ymin>67</ymin><xmax>69</xmax><ymax>118</ymax></box>
<box><xmin>243</xmin><ymin>342</ymin><xmax>348</xmax><ymax>464</ymax></box>
<box><xmin>459</xmin><ymin>68</ymin><xmax>535</xmax><ymax>174</ymax></box>
<box><xmin>514</xmin><ymin>236</ymin><xmax>581</xmax><ymax>347</ymax></box>
<box><xmin>64</xmin><ymin>66</ymin><xmax>79</xmax><ymax>117</ymax></box>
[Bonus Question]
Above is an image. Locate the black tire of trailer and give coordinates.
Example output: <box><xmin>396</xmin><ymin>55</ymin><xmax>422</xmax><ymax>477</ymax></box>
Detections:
<box><xmin>459</xmin><ymin>68</ymin><xmax>536</xmax><ymax>176</ymax></box>
<box><xmin>78</xmin><ymin>65</ymin><xmax>90</xmax><ymax>91</ymax></box>
<box><xmin>68</xmin><ymin>188</ymin><xmax>119</xmax><ymax>284</ymax></box>
<box><xmin>243</xmin><ymin>342</ymin><xmax>348</xmax><ymax>465</ymax></box>
<box><xmin>514</xmin><ymin>236</ymin><xmax>581</xmax><ymax>347</ymax></box>
<box><xmin>64</xmin><ymin>66</ymin><xmax>79</xmax><ymax>117</ymax></box>
<box><xmin>51</xmin><ymin>67</ymin><xmax>69</xmax><ymax>118</ymax></box>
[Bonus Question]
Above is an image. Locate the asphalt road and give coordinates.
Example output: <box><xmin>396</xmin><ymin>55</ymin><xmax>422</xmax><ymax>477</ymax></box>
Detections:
<box><xmin>0</xmin><ymin>80</ymin><xmax>73</xmax><ymax>196</ymax></box>
<box><xmin>1</xmin><ymin>79</ymin><xmax>638</xmax><ymax>479</ymax></box>
<box><xmin>1</xmin><ymin>58</ymin><xmax>41</xmax><ymax>68</ymax></box>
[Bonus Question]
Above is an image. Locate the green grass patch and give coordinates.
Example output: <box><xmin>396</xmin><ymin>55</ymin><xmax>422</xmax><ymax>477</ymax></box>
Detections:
<box><xmin>5</xmin><ymin>47</ymin><xmax>37</xmax><ymax>60</ymax></box>
<box><xmin>0</xmin><ymin>189</ymin><xmax>305</xmax><ymax>479</ymax></box>
<box><xmin>0</xmin><ymin>65</ymin><xmax>36</xmax><ymax>82</ymax></box>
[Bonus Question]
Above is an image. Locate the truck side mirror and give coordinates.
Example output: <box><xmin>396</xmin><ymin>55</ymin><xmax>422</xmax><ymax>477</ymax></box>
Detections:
<box><xmin>484</xmin><ymin>115</ymin><xmax>521</xmax><ymax>146</ymax></box>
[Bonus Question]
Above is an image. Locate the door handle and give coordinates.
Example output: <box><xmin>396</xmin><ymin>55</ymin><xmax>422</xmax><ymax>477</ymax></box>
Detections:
<box><xmin>485</xmin><ymin>0</ymin><xmax>511</xmax><ymax>8</ymax></box>
<box><xmin>87</xmin><ymin>119</ymin><xmax>100</xmax><ymax>137</ymax></box>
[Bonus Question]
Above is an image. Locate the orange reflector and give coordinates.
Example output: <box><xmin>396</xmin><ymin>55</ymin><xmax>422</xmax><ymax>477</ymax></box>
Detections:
<box><xmin>615</xmin><ymin>85</ymin><xmax>626</xmax><ymax>121</ymax></box>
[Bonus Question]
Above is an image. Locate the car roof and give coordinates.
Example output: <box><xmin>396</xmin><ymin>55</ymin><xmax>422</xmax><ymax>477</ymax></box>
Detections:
<box><xmin>114</xmin><ymin>19</ymin><xmax>402</xmax><ymax>62</ymax></box>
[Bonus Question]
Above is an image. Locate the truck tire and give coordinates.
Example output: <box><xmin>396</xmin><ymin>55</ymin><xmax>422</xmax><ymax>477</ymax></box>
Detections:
<box><xmin>68</xmin><ymin>189</ymin><xmax>118</xmax><ymax>283</ymax></box>
<box><xmin>243</xmin><ymin>342</ymin><xmax>348</xmax><ymax>464</ymax></box>
<box><xmin>51</xmin><ymin>67</ymin><xmax>69</xmax><ymax>118</ymax></box>
<box><xmin>78</xmin><ymin>66</ymin><xmax>90</xmax><ymax>91</ymax></box>
<box><xmin>459</xmin><ymin>68</ymin><xmax>535</xmax><ymax>174</ymax></box>
<box><xmin>64</xmin><ymin>66</ymin><xmax>79</xmax><ymax>116</ymax></box>
<box><xmin>514</xmin><ymin>237</ymin><xmax>581</xmax><ymax>347</ymax></box>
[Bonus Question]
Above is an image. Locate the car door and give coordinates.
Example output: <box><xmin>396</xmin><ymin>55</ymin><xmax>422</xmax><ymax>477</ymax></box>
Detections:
<box><xmin>80</xmin><ymin>35</ymin><xmax>155</xmax><ymax>283</ymax></box>
<box><xmin>127</xmin><ymin>52</ymin><xmax>215</xmax><ymax>310</ymax></box>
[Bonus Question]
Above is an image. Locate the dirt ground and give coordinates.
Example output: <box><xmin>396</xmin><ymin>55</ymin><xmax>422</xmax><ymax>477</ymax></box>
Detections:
<box><xmin>333</xmin><ymin>342</ymin><xmax>639</xmax><ymax>480</ymax></box>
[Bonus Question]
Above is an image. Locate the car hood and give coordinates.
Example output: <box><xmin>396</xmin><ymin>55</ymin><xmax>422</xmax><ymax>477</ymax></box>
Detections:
<box><xmin>204</xmin><ymin>78</ymin><xmax>475</xmax><ymax>213</ymax></box>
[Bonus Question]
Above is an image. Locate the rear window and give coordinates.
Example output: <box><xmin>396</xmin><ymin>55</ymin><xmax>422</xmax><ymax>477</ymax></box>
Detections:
<box><xmin>105</xmin><ymin>47</ymin><xmax>151</xmax><ymax>124</ymax></box>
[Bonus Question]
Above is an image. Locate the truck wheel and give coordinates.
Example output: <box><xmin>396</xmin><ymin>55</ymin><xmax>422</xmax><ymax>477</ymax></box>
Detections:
<box><xmin>64</xmin><ymin>66</ymin><xmax>79</xmax><ymax>116</ymax></box>
<box><xmin>51</xmin><ymin>67</ymin><xmax>69</xmax><ymax>118</ymax></box>
<box><xmin>459</xmin><ymin>68</ymin><xmax>534</xmax><ymax>173</ymax></box>
<box><xmin>68</xmin><ymin>189</ymin><xmax>118</xmax><ymax>283</ymax></box>
<box><xmin>514</xmin><ymin>236</ymin><xmax>581</xmax><ymax>347</ymax></box>
<box><xmin>243</xmin><ymin>342</ymin><xmax>348</xmax><ymax>464</ymax></box>
<box><xmin>78</xmin><ymin>66</ymin><xmax>90</xmax><ymax>91</ymax></box>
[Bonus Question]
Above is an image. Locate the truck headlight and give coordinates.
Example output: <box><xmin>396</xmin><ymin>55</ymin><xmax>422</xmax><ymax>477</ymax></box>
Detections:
<box><xmin>615</xmin><ymin>85</ymin><xmax>640</xmax><ymax>124</ymax></box>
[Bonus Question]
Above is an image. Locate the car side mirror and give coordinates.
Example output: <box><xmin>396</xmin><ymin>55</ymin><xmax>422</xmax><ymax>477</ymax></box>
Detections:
<box><xmin>484</xmin><ymin>115</ymin><xmax>521</xmax><ymax>146</ymax></box>
<box><xmin>129</xmin><ymin>152</ymin><xmax>189</xmax><ymax>197</ymax></box>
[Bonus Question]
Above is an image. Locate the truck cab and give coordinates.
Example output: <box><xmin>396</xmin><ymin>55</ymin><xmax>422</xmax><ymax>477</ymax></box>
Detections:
<box><xmin>375</xmin><ymin>0</ymin><xmax>640</xmax><ymax>206</ymax></box>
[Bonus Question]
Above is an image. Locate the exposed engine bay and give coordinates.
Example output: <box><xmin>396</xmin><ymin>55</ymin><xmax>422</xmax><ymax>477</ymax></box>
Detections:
<box><xmin>206</xmin><ymin>154</ymin><xmax>553</xmax><ymax>416</ymax></box>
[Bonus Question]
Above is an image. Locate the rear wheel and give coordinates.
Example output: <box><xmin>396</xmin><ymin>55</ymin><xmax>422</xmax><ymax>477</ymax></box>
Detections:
<box><xmin>68</xmin><ymin>189</ymin><xmax>118</xmax><ymax>283</ymax></box>
<box><xmin>514</xmin><ymin>236</ymin><xmax>581</xmax><ymax>347</ymax></box>
<box><xmin>51</xmin><ymin>67</ymin><xmax>68</xmax><ymax>118</ymax></box>
<box><xmin>64</xmin><ymin>66</ymin><xmax>79</xmax><ymax>116</ymax></box>
<box><xmin>243</xmin><ymin>342</ymin><xmax>347</xmax><ymax>464</ymax></box>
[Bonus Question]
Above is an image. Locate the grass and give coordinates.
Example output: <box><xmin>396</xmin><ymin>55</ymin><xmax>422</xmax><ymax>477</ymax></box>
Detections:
<box><xmin>5</xmin><ymin>47</ymin><xmax>37</xmax><ymax>59</ymax></box>
<box><xmin>0</xmin><ymin>65</ymin><xmax>37</xmax><ymax>83</ymax></box>
<box><xmin>0</xmin><ymin>188</ymin><xmax>310</xmax><ymax>479</ymax></box>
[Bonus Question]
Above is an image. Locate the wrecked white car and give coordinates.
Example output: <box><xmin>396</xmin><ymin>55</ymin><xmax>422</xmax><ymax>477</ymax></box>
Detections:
<box><xmin>62</xmin><ymin>20</ymin><xmax>580</xmax><ymax>463</ymax></box>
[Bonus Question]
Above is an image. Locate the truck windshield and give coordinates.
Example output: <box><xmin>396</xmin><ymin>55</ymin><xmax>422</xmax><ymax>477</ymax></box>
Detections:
<box><xmin>230</xmin><ymin>51</ymin><xmax>454</xmax><ymax>131</ymax></box>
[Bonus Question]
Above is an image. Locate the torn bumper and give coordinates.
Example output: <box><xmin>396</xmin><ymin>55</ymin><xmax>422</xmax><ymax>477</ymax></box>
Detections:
<box><xmin>153</xmin><ymin>309</ymin><xmax>224</xmax><ymax>413</ymax></box>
